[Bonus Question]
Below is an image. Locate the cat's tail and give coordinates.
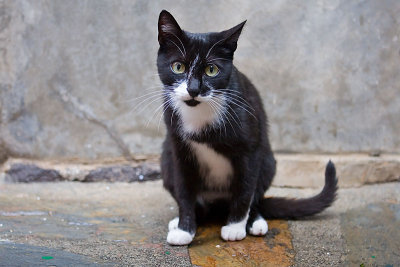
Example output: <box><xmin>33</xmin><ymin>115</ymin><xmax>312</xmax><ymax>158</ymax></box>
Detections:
<box><xmin>259</xmin><ymin>161</ymin><xmax>338</xmax><ymax>219</ymax></box>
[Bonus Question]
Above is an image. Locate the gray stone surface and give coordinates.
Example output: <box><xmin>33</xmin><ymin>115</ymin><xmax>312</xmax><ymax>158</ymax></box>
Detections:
<box><xmin>0</xmin><ymin>180</ymin><xmax>399</xmax><ymax>266</ymax></box>
<box><xmin>1</xmin><ymin>0</ymin><xmax>399</xmax><ymax>160</ymax></box>
<box><xmin>271</xmin><ymin>182</ymin><xmax>400</xmax><ymax>266</ymax></box>
<box><xmin>0</xmin><ymin>242</ymin><xmax>115</xmax><ymax>266</ymax></box>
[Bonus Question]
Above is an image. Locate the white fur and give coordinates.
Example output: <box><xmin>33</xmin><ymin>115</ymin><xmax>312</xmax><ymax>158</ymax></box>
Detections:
<box><xmin>172</xmin><ymin>81</ymin><xmax>224</xmax><ymax>135</ymax></box>
<box><xmin>188</xmin><ymin>55</ymin><xmax>199</xmax><ymax>78</ymax></box>
<box><xmin>249</xmin><ymin>216</ymin><xmax>268</xmax><ymax>236</ymax></box>
<box><xmin>168</xmin><ymin>217</ymin><xmax>179</xmax><ymax>231</ymax></box>
<box><xmin>174</xmin><ymin>81</ymin><xmax>189</xmax><ymax>97</ymax></box>
<box><xmin>221</xmin><ymin>211</ymin><xmax>249</xmax><ymax>241</ymax></box>
<box><xmin>190</xmin><ymin>141</ymin><xmax>233</xmax><ymax>189</ymax></box>
<box><xmin>167</xmin><ymin>228</ymin><xmax>194</xmax><ymax>245</ymax></box>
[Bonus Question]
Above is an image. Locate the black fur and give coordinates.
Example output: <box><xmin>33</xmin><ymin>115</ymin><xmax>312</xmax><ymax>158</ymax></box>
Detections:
<box><xmin>157</xmin><ymin>10</ymin><xmax>338</xmax><ymax>240</ymax></box>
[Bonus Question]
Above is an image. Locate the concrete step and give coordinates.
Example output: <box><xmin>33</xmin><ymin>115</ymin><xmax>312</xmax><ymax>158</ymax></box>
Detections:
<box><xmin>2</xmin><ymin>153</ymin><xmax>399</xmax><ymax>187</ymax></box>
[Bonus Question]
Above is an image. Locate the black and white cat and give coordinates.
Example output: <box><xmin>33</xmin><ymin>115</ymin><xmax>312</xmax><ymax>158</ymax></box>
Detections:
<box><xmin>157</xmin><ymin>10</ymin><xmax>337</xmax><ymax>245</ymax></box>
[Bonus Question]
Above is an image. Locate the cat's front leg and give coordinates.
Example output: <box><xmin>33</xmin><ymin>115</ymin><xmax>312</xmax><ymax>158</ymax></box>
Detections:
<box><xmin>166</xmin><ymin>174</ymin><xmax>198</xmax><ymax>245</ymax></box>
<box><xmin>221</xmin><ymin>156</ymin><xmax>259</xmax><ymax>241</ymax></box>
<box><xmin>167</xmin><ymin>200</ymin><xmax>196</xmax><ymax>245</ymax></box>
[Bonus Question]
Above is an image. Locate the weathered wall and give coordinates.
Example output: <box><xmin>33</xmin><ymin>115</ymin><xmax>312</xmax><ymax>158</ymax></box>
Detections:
<box><xmin>1</xmin><ymin>0</ymin><xmax>399</xmax><ymax>161</ymax></box>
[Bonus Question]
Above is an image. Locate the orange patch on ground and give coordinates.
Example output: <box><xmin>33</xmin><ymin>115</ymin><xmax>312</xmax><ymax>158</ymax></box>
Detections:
<box><xmin>189</xmin><ymin>220</ymin><xmax>294</xmax><ymax>267</ymax></box>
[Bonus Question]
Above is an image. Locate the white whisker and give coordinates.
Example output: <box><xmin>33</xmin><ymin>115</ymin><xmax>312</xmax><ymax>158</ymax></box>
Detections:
<box><xmin>132</xmin><ymin>93</ymin><xmax>165</xmax><ymax>115</ymax></box>
<box><xmin>169</xmin><ymin>32</ymin><xmax>186</xmax><ymax>56</ymax></box>
<box><xmin>208</xmin><ymin>58</ymin><xmax>230</xmax><ymax>62</ymax></box>
<box><xmin>218</xmin><ymin>89</ymin><xmax>254</xmax><ymax>111</ymax></box>
<box><xmin>168</xmin><ymin>39</ymin><xmax>185</xmax><ymax>57</ymax></box>
<box><xmin>223</xmin><ymin>95</ymin><xmax>258</xmax><ymax>121</ymax></box>
<box><xmin>209</xmin><ymin>99</ymin><xmax>226</xmax><ymax>136</ymax></box>
<box><xmin>206</xmin><ymin>38</ymin><xmax>226</xmax><ymax>58</ymax></box>
<box><xmin>122</xmin><ymin>90</ymin><xmax>165</xmax><ymax>103</ymax></box>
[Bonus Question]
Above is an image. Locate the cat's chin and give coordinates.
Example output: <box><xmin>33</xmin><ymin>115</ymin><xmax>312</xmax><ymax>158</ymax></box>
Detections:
<box><xmin>184</xmin><ymin>99</ymin><xmax>201</xmax><ymax>107</ymax></box>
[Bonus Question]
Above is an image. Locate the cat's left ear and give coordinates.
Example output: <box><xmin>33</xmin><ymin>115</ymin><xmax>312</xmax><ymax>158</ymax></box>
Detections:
<box><xmin>220</xmin><ymin>21</ymin><xmax>247</xmax><ymax>52</ymax></box>
<box><xmin>158</xmin><ymin>10</ymin><xmax>183</xmax><ymax>45</ymax></box>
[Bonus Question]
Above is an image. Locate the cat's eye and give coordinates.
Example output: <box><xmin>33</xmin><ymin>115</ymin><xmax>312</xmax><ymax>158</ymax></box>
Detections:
<box><xmin>205</xmin><ymin>64</ymin><xmax>219</xmax><ymax>77</ymax></box>
<box><xmin>171</xmin><ymin>62</ymin><xmax>186</xmax><ymax>74</ymax></box>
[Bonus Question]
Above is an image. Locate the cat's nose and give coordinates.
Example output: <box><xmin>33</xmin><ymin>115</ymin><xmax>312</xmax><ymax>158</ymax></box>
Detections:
<box><xmin>187</xmin><ymin>87</ymin><xmax>200</xmax><ymax>97</ymax></box>
<box><xmin>187</xmin><ymin>79</ymin><xmax>200</xmax><ymax>97</ymax></box>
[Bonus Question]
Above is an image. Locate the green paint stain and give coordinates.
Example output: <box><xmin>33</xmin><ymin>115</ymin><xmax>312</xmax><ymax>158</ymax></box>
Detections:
<box><xmin>42</xmin><ymin>256</ymin><xmax>54</xmax><ymax>260</ymax></box>
<box><xmin>165</xmin><ymin>251</ymin><xmax>170</xmax><ymax>255</ymax></box>
<box><xmin>371</xmin><ymin>256</ymin><xmax>376</xmax><ymax>258</ymax></box>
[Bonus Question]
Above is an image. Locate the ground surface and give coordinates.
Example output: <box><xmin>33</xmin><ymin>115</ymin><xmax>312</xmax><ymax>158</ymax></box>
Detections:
<box><xmin>0</xmin><ymin>181</ymin><xmax>399</xmax><ymax>266</ymax></box>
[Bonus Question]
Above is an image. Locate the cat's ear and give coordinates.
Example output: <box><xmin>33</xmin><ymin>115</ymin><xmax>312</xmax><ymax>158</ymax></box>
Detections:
<box><xmin>220</xmin><ymin>21</ymin><xmax>247</xmax><ymax>52</ymax></box>
<box><xmin>158</xmin><ymin>10</ymin><xmax>183</xmax><ymax>45</ymax></box>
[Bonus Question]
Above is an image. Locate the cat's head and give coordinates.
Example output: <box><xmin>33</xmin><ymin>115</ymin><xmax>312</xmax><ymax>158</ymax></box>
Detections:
<box><xmin>157</xmin><ymin>10</ymin><xmax>245</xmax><ymax>110</ymax></box>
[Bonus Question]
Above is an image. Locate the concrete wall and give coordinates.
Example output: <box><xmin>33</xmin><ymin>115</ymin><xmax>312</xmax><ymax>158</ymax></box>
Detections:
<box><xmin>1</xmin><ymin>0</ymin><xmax>399</xmax><ymax>161</ymax></box>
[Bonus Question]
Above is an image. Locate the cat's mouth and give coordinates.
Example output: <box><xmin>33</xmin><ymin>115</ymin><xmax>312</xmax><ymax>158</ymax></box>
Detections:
<box><xmin>184</xmin><ymin>99</ymin><xmax>201</xmax><ymax>107</ymax></box>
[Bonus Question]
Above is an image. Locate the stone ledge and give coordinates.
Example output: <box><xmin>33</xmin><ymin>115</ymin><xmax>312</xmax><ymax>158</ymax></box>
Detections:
<box><xmin>274</xmin><ymin>154</ymin><xmax>400</xmax><ymax>188</ymax></box>
<box><xmin>0</xmin><ymin>157</ymin><xmax>160</xmax><ymax>183</ymax></box>
<box><xmin>1</xmin><ymin>154</ymin><xmax>399</xmax><ymax>187</ymax></box>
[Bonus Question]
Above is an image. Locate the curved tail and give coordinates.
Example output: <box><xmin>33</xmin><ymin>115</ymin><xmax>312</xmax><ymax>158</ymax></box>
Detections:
<box><xmin>259</xmin><ymin>161</ymin><xmax>338</xmax><ymax>219</ymax></box>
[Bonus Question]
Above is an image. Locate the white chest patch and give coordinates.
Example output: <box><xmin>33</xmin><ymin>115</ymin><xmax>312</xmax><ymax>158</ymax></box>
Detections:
<box><xmin>189</xmin><ymin>141</ymin><xmax>233</xmax><ymax>189</ymax></box>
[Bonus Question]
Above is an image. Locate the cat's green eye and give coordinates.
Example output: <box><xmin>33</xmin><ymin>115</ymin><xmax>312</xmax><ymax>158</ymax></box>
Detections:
<box><xmin>205</xmin><ymin>64</ymin><xmax>219</xmax><ymax>77</ymax></box>
<box><xmin>171</xmin><ymin>62</ymin><xmax>186</xmax><ymax>74</ymax></box>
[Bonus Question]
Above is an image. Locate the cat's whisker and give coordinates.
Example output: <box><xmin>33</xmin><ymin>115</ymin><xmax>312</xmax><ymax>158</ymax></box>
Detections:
<box><xmin>130</xmin><ymin>93</ymin><xmax>165</xmax><ymax>116</ymax></box>
<box><xmin>207</xmin><ymin>100</ymin><xmax>222</xmax><ymax>131</ymax></box>
<box><xmin>168</xmin><ymin>39</ymin><xmax>185</xmax><ymax>58</ymax></box>
<box><xmin>127</xmin><ymin>93</ymin><xmax>165</xmax><ymax>112</ymax></box>
<box><xmin>213</xmin><ymin>96</ymin><xmax>240</xmax><ymax>135</ymax></box>
<box><xmin>158</xmin><ymin>98</ymin><xmax>175</xmax><ymax>130</ymax></box>
<box><xmin>169</xmin><ymin>32</ymin><xmax>187</xmax><ymax>56</ymax></box>
<box><xmin>146</xmin><ymin>92</ymin><xmax>174</xmax><ymax>128</ymax></box>
<box><xmin>207</xmin><ymin>57</ymin><xmax>231</xmax><ymax>62</ymax></box>
<box><xmin>209</xmin><ymin>98</ymin><xmax>229</xmax><ymax>137</ymax></box>
<box><xmin>126</xmin><ymin>96</ymin><xmax>161</xmax><ymax>116</ymax></box>
<box><xmin>220</xmin><ymin>104</ymin><xmax>237</xmax><ymax>137</ymax></box>
<box><xmin>216</xmin><ymin>94</ymin><xmax>243</xmax><ymax>128</ymax></box>
<box><xmin>218</xmin><ymin>89</ymin><xmax>255</xmax><ymax>111</ymax></box>
<box><xmin>208</xmin><ymin>100</ymin><xmax>224</xmax><ymax>136</ymax></box>
<box><xmin>223</xmin><ymin>95</ymin><xmax>258</xmax><ymax>121</ymax></box>
<box><xmin>218</xmin><ymin>89</ymin><xmax>253</xmax><ymax>108</ymax></box>
<box><xmin>225</xmin><ymin>105</ymin><xmax>243</xmax><ymax>128</ymax></box>
<box><xmin>206</xmin><ymin>38</ymin><xmax>226</xmax><ymax>59</ymax></box>
<box><xmin>170</xmin><ymin>106</ymin><xmax>177</xmax><ymax>126</ymax></box>
<box><xmin>223</xmin><ymin>95</ymin><xmax>255</xmax><ymax>116</ymax></box>
<box><xmin>122</xmin><ymin>90</ymin><xmax>166</xmax><ymax>103</ymax></box>
<box><xmin>120</xmin><ymin>84</ymin><xmax>171</xmax><ymax>102</ymax></box>
<box><xmin>147</xmin><ymin>99</ymin><xmax>170</xmax><ymax>128</ymax></box>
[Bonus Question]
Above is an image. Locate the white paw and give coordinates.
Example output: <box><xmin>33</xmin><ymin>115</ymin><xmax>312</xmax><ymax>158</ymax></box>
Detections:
<box><xmin>167</xmin><ymin>229</ymin><xmax>194</xmax><ymax>245</ymax></box>
<box><xmin>168</xmin><ymin>217</ymin><xmax>179</xmax><ymax>231</ymax></box>
<box><xmin>221</xmin><ymin>223</ymin><xmax>247</xmax><ymax>241</ymax></box>
<box><xmin>249</xmin><ymin>217</ymin><xmax>268</xmax><ymax>236</ymax></box>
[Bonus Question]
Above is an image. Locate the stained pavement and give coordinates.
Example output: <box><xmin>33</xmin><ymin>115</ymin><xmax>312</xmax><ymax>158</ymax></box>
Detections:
<box><xmin>0</xmin><ymin>181</ymin><xmax>399</xmax><ymax>266</ymax></box>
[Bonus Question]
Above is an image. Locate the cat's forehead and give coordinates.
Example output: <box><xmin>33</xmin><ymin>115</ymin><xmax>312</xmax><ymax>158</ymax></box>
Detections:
<box><xmin>183</xmin><ymin>31</ymin><xmax>221</xmax><ymax>61</ymax></box>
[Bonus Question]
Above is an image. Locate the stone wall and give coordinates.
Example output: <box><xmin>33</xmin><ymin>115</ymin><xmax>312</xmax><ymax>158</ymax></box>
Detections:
<box><xmin>1</xmin><ymin>0</ymin><xmax>399</xmax><ymax>161</ymax></box>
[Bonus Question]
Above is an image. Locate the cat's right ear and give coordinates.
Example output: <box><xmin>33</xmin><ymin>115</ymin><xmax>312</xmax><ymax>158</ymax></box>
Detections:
<box><xmin>220</xmin><ymin>21</ymin><xmax>246</xmax><ymax>53</ymax></box>
<box><xmin>158</xmin><ymin>10</ymin><xmax>183</xmax><ymax>45</ymax></box>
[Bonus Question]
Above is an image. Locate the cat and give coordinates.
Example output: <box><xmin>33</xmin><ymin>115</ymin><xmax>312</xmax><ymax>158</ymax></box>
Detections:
<box><xmin>156</xmin><ymin>10</ymin><xmax>338</xmax><ymax>245</ymax></box>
